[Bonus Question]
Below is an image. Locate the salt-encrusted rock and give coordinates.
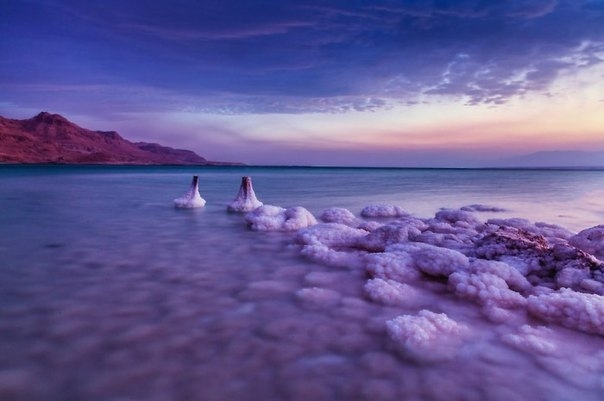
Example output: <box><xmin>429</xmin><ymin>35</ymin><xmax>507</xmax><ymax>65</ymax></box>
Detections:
<box><xmin>365</xmin><ymin>251</ymin><xmax>421</xmax><ymax>283</ymax></box>
<box><xmin>386</xmin><ymin>310</ymin><xmax>468</xmax><ymax>362</ymax></box>
<box><xmin>245</xmin><ymin>205</ymin><xmax>317</xmax><ymax>231</ymax></box>
<box><xmin>468</xmin><ymin>259</ymin><xmax>531</xmax><ymax>292</ymax></box>
<box><xmin>227</xmin><ymin>176</ymin><xmax>263</xmax><ymax>212</ymax></box>
<box><xmin>570</xmin><ymin>225</ymin><xmax>604</xmax><ymax>261</ymax></box>
<box><xmin>449</xmin><ymin>272</ymin><xmax>527</xmax><ymax>309</ymax></box>
<box><xmin>364</xmin><ymin>278</ymin><xmax>418</xmax><ymax>306</ymax></box>
<box><xmin>173</xmin><ymin>175</ymin><xmax>206</xmax><ymax>208</ymax></box>
<box><xmin>407</xmin><ymin>242</ymin><xmax>470</xmax><ymax>277</ymax></box>
<box><xmin>434</xmin><ymin>208</ymin><xmax>482</xmax><ymax>227</ymax></box>
<box><xmin>527</xmin><ymin>288</ymin><xmax>604</xmax><ymax>336</ymax></box>
<box><xmin>501</xmin><ymin>325</ymin><xmax>559</xmax><ymax>356</ymax></box>
<box><xmin>296</xmin><ymin>223</ymin><xmax>366</xmax><ymax>248</ymax></box>
<box><xmin>355</xmin><ymin>218</ymin><xmax>427</xmax><ymax>252</ymax></box>
<box><xmin>360</xmin><ymin>204</ymin><xmax>408</xmax><ymax>218</ymax></box>
<box><xmin>319</xmin><ymin>207</ymin><xmax>358</xmax><ymax>226</ymax></box>
<box><xmin>474</xmin><ymin>226</ymin><xmax>604</xmax><ymax>290</ymax></box>
<box><xmin>487</xmin><ymin>218</ymin><xmax>573</xmax><ymax>242</ymax></box>
<box><xmin>461</xmin><ymin>204</ymin><xmax>507</xmax><ymax>213</ymax></box>
<box><xmin>475</xmin><ymin>226</ymin><xmax>550</xmax><ymax>259</ymax></box>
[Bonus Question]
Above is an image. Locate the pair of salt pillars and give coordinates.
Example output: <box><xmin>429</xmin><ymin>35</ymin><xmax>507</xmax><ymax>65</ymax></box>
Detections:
<box><xmin>173</xmin><ymin>176</ymin><xmax>263</xmax><ymax>212</ymax></box>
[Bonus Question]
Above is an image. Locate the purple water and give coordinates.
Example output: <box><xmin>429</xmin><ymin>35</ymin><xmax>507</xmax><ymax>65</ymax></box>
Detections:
<box><xmin>1</xmin><ymin>166</ymin><xmax>604</xmax><ymax>401</ymax></box>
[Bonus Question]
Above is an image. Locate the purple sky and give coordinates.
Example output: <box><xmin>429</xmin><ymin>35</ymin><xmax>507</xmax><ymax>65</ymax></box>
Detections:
<box><xmin>1</xmin><ymin>0</ymin><xmax>603</xmax><ymax>166</ymax></box>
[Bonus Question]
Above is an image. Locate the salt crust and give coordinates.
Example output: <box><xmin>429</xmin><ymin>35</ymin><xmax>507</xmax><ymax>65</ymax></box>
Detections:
<box><xmin>245</xmin><ymin>205</ymin><xmax>317</xmax><ymax>231</ymax></box>
<box><xmin>319</xmin><ymin>207</ymin><xmax>358</xmax><ymax>226</ymax></box>
<box><xmin>248</xmin><ymin>204</ymin><xmax>604</xmax><ymax>338</ymax></box>
<box><xmin>386</xmin><ymin>310</ymin><xmax>468</xmax><ymax>362</ymax></box>
<box><xmin>360</xmin><ymin>204</ymin><xmax>408</xmax><ymax>218</ymax></box>
<box><xmin>364</xmin><ymin>278</ymin><xmax>418</xmax><ymax>306</ymax></box>
<box><xmin>227</xmin><ymin>177</ymin><xmax>263</xmax><ymax>212</ymax></box>
<box><xmin>173</xmin><ymin>177</ymin><xmax>206</xmax><ymax>208</ymax></box>
<box><xmin>527</xmin><ymin>289</ymin><xmax>604</xmax><ymax>336</ymax></box>
<box><xmin>570</xmin><ymin>225</ymin><xmax>604</xmax><ymax>260</ymax></box>
<box><xmin>501</xmin><ymin>325</ymin><xmax>558</xmax><ymax>356</ymax></box>
<box><xmin>461</xmin><ymin>204</ymin><xmax>507</xmax><ymax>212</ymax></box>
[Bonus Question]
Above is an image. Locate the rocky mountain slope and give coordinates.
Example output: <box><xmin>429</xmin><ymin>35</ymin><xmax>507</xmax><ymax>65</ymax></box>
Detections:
<box><xmin>0</xmin><ymin>112</ymin><xmax>224</xmax><ymax>165</ymax></box>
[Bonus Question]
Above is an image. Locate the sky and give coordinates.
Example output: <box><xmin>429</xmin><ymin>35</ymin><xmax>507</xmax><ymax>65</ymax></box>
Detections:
<box><xmin>1</xmin><ymin>0</ymin><xmax>603</xmax><ymax>166</ymax></box>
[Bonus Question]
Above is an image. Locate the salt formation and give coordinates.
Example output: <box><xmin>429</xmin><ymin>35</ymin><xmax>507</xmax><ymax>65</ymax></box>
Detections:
<box><xmin>461</xmin><ymin>204</ymin><xmax>507</xmax><ymax>212</ymax></box>
<box><xmin>245</xmin><ymin>205</ymin><xmax>317</xmax><ymax>231</ymax></box>
<box><xmin>319</xmin><ymin>207</ymin><xmax>358</xmax><ymax>226</ymax></box>
<box><xmin>386</xmin><ymin>310</ymin><xmax>468</xmax><ymax>362</ymax></box>
<box><xmin>270</xmin><ymin>203</ymin><xmax>604</xmax><ymax>339</ymax></box>
<box><xmin>527</xmin><ymin>289</ymin><xmax>604</xmax><ymax>336</ymax></box>
<box><xmin>570</xmin><ymin>225</ymin><xmax>604</xmax><ymax>261</ymax></box>
<box><xmin>501</xmin><ymin>325</ymin><xmax>558</xmax><ymax>356</ymax></box>
<box><xmin>173</xmin><ymin>175</ymin><xmax>206</xmax><ymax>208</ymax></box>
<box><xmin>227</xmin><ymin>176</ymin><xmax>263</xmax><ymax>213</ymax></box>
<box><xmin>360</xmin><ymin>204</ymin><xmax>408</xmax><ymax>218</ymax></box>
<box><xmin>364</xmin><ymin>278</ymin><xmax>418</xmax><ymax>306</ymax></box>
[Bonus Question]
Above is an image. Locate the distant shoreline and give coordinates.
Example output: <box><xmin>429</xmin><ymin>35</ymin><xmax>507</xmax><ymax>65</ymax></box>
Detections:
<box><xmin>2</xmin><ymin>163</ymin><xmax>604</xmax><ymax>171</ymax></box>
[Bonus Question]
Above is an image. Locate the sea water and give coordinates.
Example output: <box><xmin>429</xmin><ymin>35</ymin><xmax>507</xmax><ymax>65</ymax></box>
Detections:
<box><xmin>1</xmin><ymin>165</ymin><xmax>604</xmax><ymax>401</ymax></box>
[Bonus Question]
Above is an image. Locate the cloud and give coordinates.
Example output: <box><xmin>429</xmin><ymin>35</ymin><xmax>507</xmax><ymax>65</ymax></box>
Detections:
<box><xmin>1</xmin><ymin>0</ymin><xmax>603</xmax><ymax>115</ymax></box>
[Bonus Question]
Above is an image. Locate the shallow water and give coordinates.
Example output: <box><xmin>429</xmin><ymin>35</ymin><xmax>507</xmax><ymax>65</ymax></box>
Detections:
<box><xmin>1</xmin><ymin>165</ymin><xmax>604</xmax><ymax>401</ymax></box>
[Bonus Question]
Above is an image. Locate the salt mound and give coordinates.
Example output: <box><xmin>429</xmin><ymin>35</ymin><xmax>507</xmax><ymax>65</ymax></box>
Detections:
<box><xmin>461</xmin><ymin>204</ymin><xmax>507</xmax><ymax>212</ymax></box>
<box><xmin>468</xmin><ymin>259</ymin><xmax>531</xmax><ymax>293</ymax></box>
<box><xmin>356</xmin><ymin>218</ymin><xmax>427</xmax><ymax>252</ymax></box>
<box><xmin>319</xmin><ymin>207</ymin><xmax>358</xmax><ymax>226</ymax></box>
<box><xmin>296</xmin><ymin>223</ymin><xmax>367</xmax><ymax>248</ymax></box>
<box><xmin>364</xmin><ymin>278</ymin><xmax>418</xmax><ymax>306</ymax></box>
<box><xmin>365</xmin><ymin>251</ymin><xmax>421</xmax><ymax>283</ymax></box>
<box><xmin>386</xmin><ymin>242</ymin><xmax>469</xmax><ymax>278</ymax></box>
<box><xmin>296</xmin><ymin>223</ymin><xmax>368</xmax><ymax>268</ymax></box>
<box><xmin>570</xmin><ymin>225</ymin><xmax>604</xmax><ymax>261</ymax></box>
<box><xmin>434</xmin><ymin>209</ymin><xmax>482</xmax><ymax>227</ymax></box>
<box><xmin>386</xmin><ymin>310</ymin><xmax>468</xmax><ymax>362</ymax></box>
<box><xmin>173</xmin><ymin>176</ymin><xmax>206</xmax><ymax>208</ymax></box>
<box><xmin>360</xmin><ymin>204</ymin><xmax>408</xmax><ymax>218</ymax></box>
<box><xmin>501</xmin><ymin>325</ymin><xmax>558</xmax><ymax>356</ymax></box>
<box><xmin>449</xmin><ymin>271</ymin><xmax>527</xmax><ymax>309</ymax></box>
<box><xmin>527</xmin><ymin>288</ymin><xmax>604</xmax><ymax>336</ymax></box>
<box><xmin>227</xmin><ymin>176</ymin><xmax>263</xmax><ymax>212</ymax></box>
<box><xmin>245</xmin><ymin>205</ymin><xmax>317</xmax><ymax>231</ymax></box>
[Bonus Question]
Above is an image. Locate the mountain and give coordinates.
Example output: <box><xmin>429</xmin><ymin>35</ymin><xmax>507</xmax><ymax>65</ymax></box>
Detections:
<box><xmin>495</xmin><ymin>150</ymin><xmax>604</xmax><ymax>168</ymax></box>
<box><xmin>0</xmin><ymin>112</ymin><xmax>232</xmax><ymax>165</ymax></box>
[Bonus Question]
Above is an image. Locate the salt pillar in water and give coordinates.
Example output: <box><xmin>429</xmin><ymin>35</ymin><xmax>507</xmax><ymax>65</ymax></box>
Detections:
<box><xmin>228</xmin><ymin>176</ymin><xmax>263</xmax><ymax>212</ymax></box>
<box><xmin>174</xmin><ymin>175</ymin><xmax>206</xmax><ymax>208</ymax></box>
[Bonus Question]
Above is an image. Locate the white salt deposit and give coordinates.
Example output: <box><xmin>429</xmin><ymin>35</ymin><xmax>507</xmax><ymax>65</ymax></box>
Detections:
<box><xmin>570</xmin><ymin>225</ymin><xmax>604</xmax><ymax>260</ymax></box>
<box><xmin>409</xmin><ymin>243</ymin><xmax>470</xmax><ymax>277</ymax></box>
<box><xmin>386</xmin><ymin>310</ymin><xmax>468</xmax><ymax>362</ymax></box>
<box><xmin>296</xmin><ymin>223</ymin><xmax>367</xmax><ymax>248</ymax></box>
<box><xmin>461</xmin><ymin>204</ymin><xmax>507</xmax><ymax>212</ymax></box>
<box><xmin>527</xmin><ymin>288</ymin><xmax>604</xmax><ymax>335</ymax></box>
<box><xmin>449</xmin><ymin>272</ymin><xmax>527</xmax><ymax>309</ymax></box>
<box><xmin>227</xmin><ymin>176</ymin><xmax>263</xmax><ymax>212</ymax></box>
<box><xmin>501</xmin><ymin>325</ymin><xmax>558</xmax><ymax>356</ymax></box>
<box><xmin>360</xmin><ymin>204</ymin><xmax>408</xmax><ymax>218</ymax></box>
<box><xmin>319</xmin><ymin>207</ymin><xmax>358</xmax><ymax>226</ymax></box>
<box><xmin>365</xmin><ymin>251</ymin><xmax>421</xmax><ymax>283</ymax></box>
<box><xmin>245</xmin><ymin>205</ymin><xmax>317</xmax><ymax>231</ymax></box>
<box><xmin>364</xmin><ymin>278</ymin><xmax>418</xmax><ymax>306</ymax></box>
<box><xmin>173</xmin><ymin>175</ymin><xmax>206</xmax><ymax>208</ymax></box>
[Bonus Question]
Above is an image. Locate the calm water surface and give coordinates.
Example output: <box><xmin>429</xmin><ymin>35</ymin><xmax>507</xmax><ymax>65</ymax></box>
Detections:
<box><xmin>1</xmin><ymin>165</ymin><xmax>604</xmax><ymax>401</ymax></box>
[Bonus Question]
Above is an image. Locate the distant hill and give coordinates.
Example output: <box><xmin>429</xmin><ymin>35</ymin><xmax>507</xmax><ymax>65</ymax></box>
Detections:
<box><xmin>0</xmin><ymin>112</ymin><xmax>235</xmax><ymax>165</ymax></box>
<box><xmin>495</xmin><ymin>150</ymin><xmax>604</xmax><ymax>168</ymax></box>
